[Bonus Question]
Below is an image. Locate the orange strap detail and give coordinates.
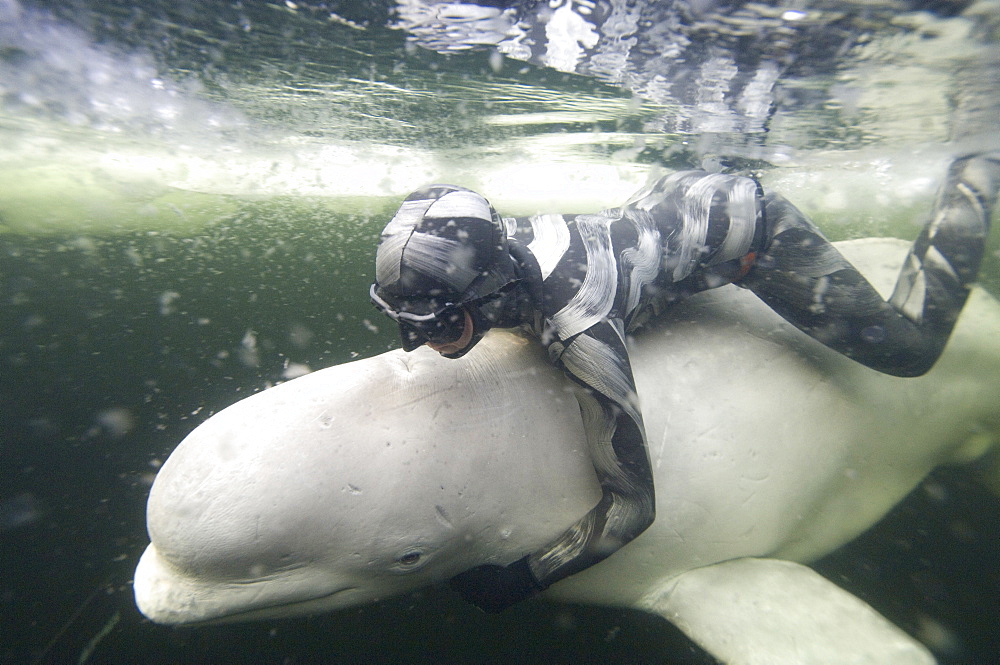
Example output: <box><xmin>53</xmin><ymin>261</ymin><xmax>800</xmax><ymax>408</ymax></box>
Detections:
<box><xmin>735</xmin><ymin>252</ymin><xmax>757</xmax><ymax>281</ymax></box>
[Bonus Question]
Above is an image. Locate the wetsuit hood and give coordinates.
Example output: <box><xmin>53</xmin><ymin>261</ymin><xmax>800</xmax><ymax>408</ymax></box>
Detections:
<box><xmin>371</xmin><ymin>185</ymin><xmax>519</xmax><ymax>355</ymax></box>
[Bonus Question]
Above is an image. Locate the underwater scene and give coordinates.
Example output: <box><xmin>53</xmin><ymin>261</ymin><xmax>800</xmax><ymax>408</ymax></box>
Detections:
<box><xmin>1</xmin><ymin>0</ymin><xmax>999</xmax><ymax>663</ymax></box>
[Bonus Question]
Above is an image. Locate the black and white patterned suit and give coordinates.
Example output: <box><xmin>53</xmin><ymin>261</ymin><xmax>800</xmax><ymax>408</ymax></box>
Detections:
<box><xmin>499</xmin><ymin>171</ymin><xmax>766</xmax><ymax>586</ymax></box>
<box><xmin>372</xmin><ymin>153</ymin><xmax>999</xmax><ymax>611</ymax></box>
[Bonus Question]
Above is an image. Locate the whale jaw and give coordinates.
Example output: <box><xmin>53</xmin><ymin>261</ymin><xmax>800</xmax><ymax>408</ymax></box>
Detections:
<box><xmin>133</xmin><ymin>544</ymin><xmax>370</xmax><ymax>625</ymax></box>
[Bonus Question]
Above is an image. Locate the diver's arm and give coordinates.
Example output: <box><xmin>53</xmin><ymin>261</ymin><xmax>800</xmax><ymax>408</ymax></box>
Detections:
<box><xmin>450</xmin><ymin>320</ymin><xmax>655</xmax><ymax>611</ymax></box>
<box><xmin>528</xmin><ymin>321</ymin><xmax>655</xmax><ymax>583</ymax></box>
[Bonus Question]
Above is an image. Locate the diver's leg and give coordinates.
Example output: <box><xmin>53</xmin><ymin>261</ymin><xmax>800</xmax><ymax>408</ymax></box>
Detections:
<box><xmin>742</xmin><ymin>153</ymin><xmax>1000</xmax><ymax>377</ymax></box>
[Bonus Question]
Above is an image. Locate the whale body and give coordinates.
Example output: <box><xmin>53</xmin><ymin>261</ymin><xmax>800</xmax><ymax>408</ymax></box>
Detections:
<box><xmin>134</xmin><ymin>239</ymin><xmax>1000</xmax><ymax>664</ymax></box>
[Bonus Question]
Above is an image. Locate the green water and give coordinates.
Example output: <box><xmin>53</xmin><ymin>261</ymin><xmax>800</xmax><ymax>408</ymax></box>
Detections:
<box><xmin>2</xmin><ymin>0</ymin><xmax>999</xmax><ymax>663</ymax></box>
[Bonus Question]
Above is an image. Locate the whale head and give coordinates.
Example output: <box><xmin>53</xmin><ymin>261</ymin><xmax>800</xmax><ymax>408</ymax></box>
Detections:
<box><xmin>134</xmin><ymin>336</ymin><xmax>600</xmax><ymax>624</ymax></box>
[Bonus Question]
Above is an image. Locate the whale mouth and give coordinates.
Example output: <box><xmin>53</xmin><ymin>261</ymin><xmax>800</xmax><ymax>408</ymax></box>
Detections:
<box><xmin>185</xmin><ymin>586</ymin><xmax>363</xmax><ymax>625</ymax></box>
<box><xmin>134</xmin><ymin>545</ymin><xmax>364</xmax><ymax>625</ymax></box>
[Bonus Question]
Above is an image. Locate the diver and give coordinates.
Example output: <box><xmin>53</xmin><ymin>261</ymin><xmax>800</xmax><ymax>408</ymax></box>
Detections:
<box><xmin>370</xmin><ymin>152</ymin><xmax>1000</xmax><ymax>613</ymax></box>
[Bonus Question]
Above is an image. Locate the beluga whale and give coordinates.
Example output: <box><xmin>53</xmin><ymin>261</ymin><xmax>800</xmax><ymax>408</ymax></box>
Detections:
<box><xmin>134</xmin><ymin>238</ymin><xmax>1000</xmax><ymax>665</ymax></box>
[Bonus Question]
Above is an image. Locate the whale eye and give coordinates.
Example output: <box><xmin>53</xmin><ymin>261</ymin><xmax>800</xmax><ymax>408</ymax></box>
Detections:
<box><xmin>390</xmin><ymin>547</ymin><xmax>432</xmax><ymax>574</ymax></box>
<box><xmin>397</xmin><ymin>551</ymin><xmax>422</xmax><ymax>566</ymax></box>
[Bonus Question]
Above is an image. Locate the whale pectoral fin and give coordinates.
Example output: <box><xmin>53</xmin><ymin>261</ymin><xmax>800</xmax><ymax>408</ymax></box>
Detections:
<box><xmin>637</xmin><ymin>558</ymin><xmax>935</xmax><ymax>665</ymax></box>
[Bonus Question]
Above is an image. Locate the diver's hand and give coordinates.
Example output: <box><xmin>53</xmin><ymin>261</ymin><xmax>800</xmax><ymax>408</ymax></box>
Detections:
<box><xmin>450</xmin><ymin>556</ymin><xmax>545</xmax><ymax>613</ymax></box>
